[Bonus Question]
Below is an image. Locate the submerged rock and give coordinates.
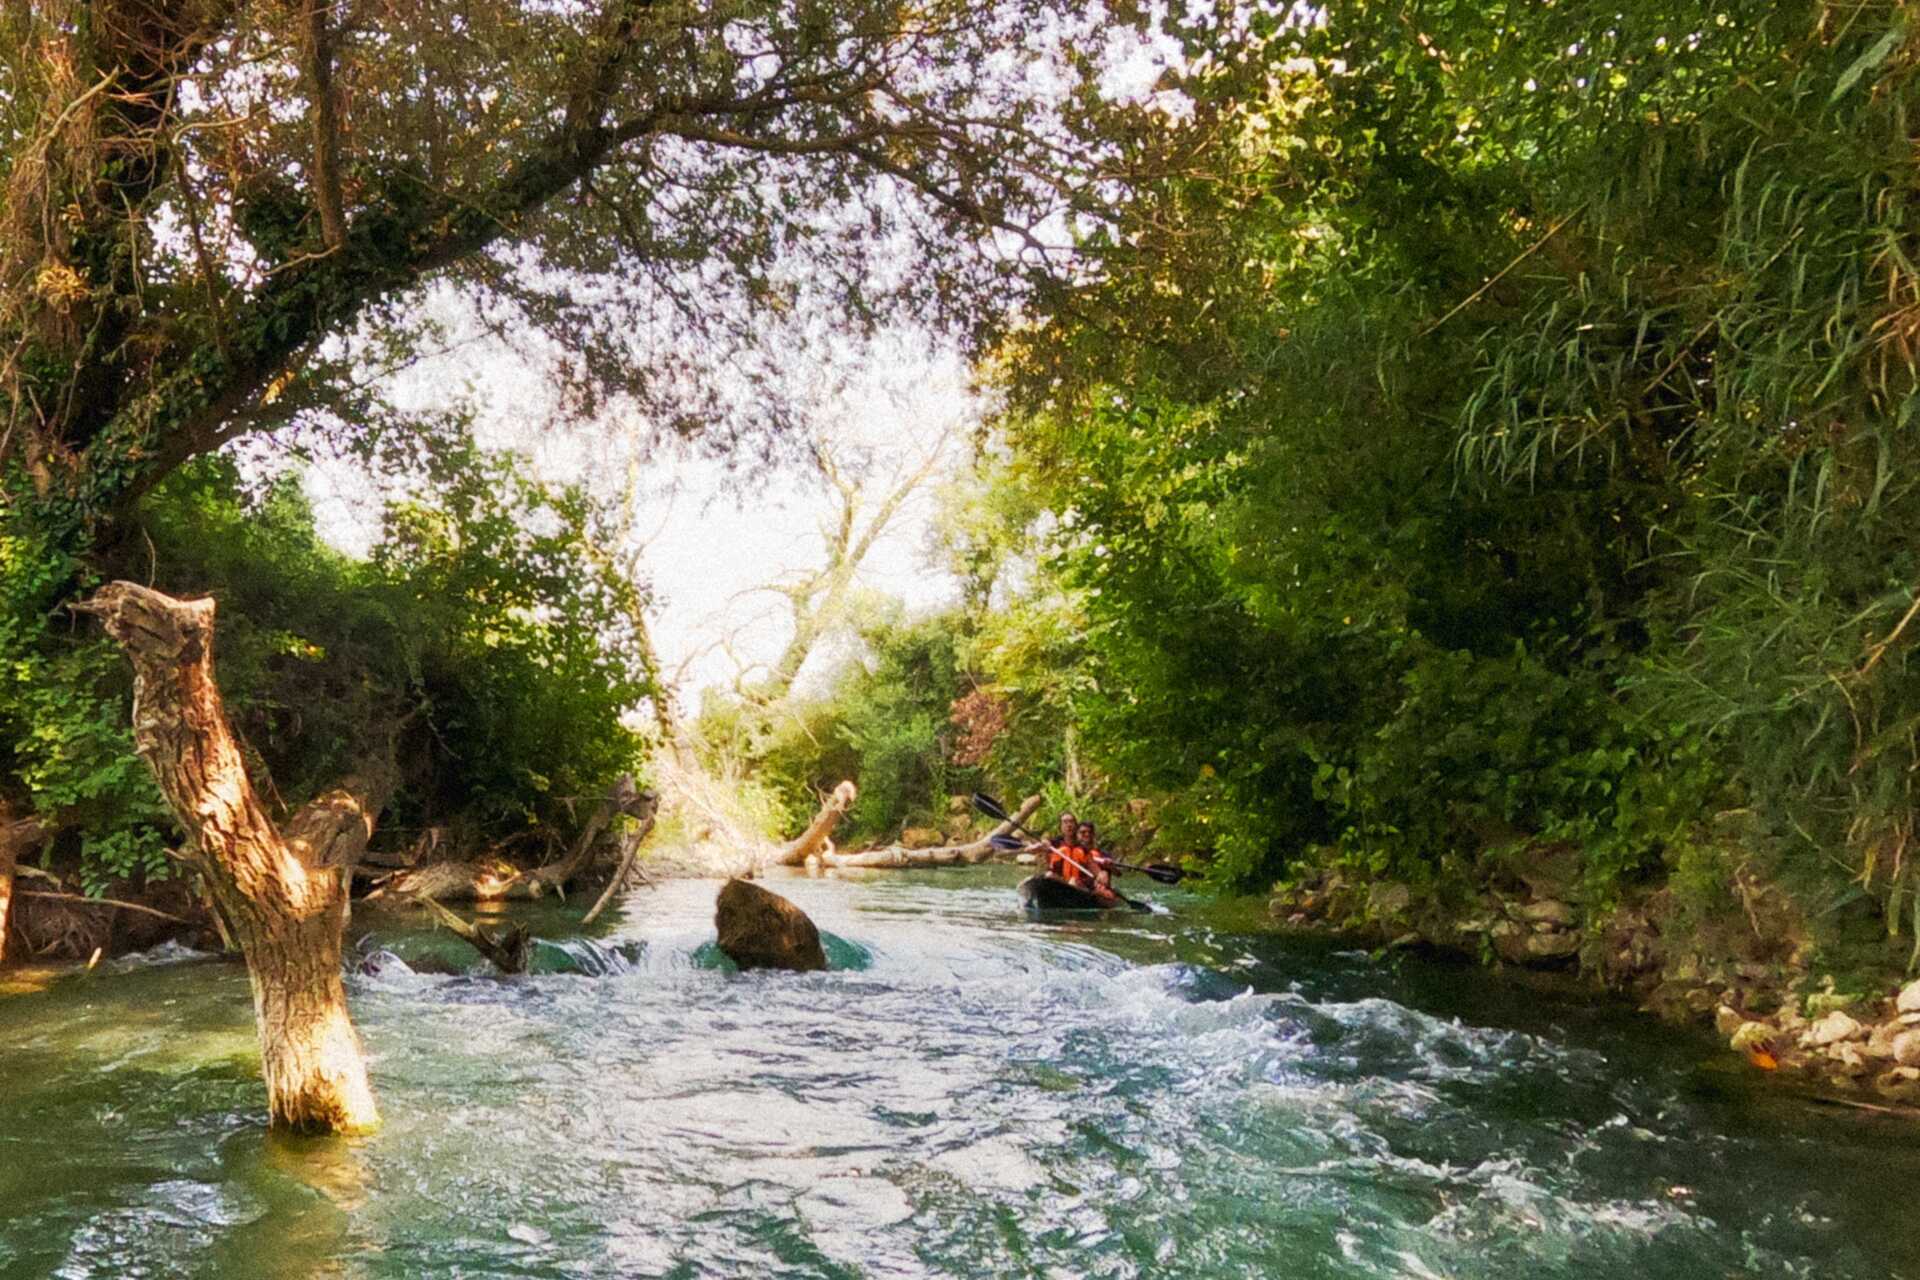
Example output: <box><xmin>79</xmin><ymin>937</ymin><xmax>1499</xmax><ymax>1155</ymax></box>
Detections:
<box><xmin>1876</xmin><ymin>1065</ymin><xmax>1920</xmax><ymax>1102</ymax></box>
<box><xmin>1868</xmin><ymin>1019</ymin><xmax>1905</xmax><ymax>1058</ymax></box>
<box><xmin>1492</xmin><ymin>918</ymin><xmax>1580</xmax><ymax>966</ymax></box>
<box><xmin>714</xmin><ymin>878</ymin><xmax>827</xmax><ymax>972</ymax></box>
<box><xmin>1367</xmin><ymin>882</ymin><xmax>1412</xmax><ymax>918</ymax></box>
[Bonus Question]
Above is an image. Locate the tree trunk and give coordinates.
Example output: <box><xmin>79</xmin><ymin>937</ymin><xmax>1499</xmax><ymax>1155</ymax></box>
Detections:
<box><xmin>770</xmin><ymin>781</ymin><xmax>858</xmax><ymax>866</ymax></box>
<box><xmin>821</xmin><ymin>794</ymin><xmax>1042</xmax><ymax>870</ymax></box>
<box><xmin>79</xmin><ymin>582</ymin><xmax>386</xmax><ymax>1134</ymax></box>
<box><xmin>0</xmin><ymin>813</ymin><xmax>45</xmax><ymax>966</ymax></box>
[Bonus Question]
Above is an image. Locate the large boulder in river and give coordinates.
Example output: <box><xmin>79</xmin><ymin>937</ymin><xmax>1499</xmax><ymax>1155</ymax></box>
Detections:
<box><xmin>715</xmin><ymin>878</ymin><xmax>827</xmax><ymax>972</ymax></box>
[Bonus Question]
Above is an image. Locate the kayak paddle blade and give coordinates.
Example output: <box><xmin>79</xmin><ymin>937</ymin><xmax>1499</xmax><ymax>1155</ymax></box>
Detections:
<box><xmin>971</xmin><ymin>791</ymin><xmax>1011</xmax><ymax>822</ymax></box>
<box><xmin>988</xmin><ymin>833</ymin><xmax>1025</xmax><ymax>852</ymax></box>
<box><xmin>1139</xmin><ymin>863</ymin><xmax>1187</xmax><ymax>885</ymax></box>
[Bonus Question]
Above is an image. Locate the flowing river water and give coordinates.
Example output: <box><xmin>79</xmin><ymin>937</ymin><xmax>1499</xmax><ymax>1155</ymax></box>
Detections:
<box><xmin>3</xmin><ymin>866</ymin><xmax>1919</xmax><ymax>1279</ymax></box>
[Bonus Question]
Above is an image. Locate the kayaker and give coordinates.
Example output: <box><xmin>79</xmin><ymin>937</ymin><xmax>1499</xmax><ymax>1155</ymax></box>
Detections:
<box><xmin>1075</xmin><ymin>821</ymin><xmax>1116</xmax><ymax>899</ymax></box>
<box><xmin>1047</xmin><ymin>821</ymin><xmax>1105</xmax><ymax>896</ymax></box>
<box><xmin>1031</xmin><ymin>810</ymin><xmax>1075</xmax><ymax>866</ymax></box>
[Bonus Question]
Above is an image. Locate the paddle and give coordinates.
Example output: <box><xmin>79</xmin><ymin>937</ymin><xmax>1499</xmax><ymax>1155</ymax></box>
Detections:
<box><xmin>971</xmin><ymin>792</ymin><xmax>1193</xmax><ymax>886</ymax></box>
<box><xmin>987</xmin><ymin>833</ymin><xmax>1190</xmax><ymax>885</ymax></box>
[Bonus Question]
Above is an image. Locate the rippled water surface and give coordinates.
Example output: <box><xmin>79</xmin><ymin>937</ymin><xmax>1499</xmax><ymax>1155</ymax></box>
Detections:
<box><xmin>3</xmin><ymin>866</ymin><xmax>1919</xmax><ymax>1279</ymax></box>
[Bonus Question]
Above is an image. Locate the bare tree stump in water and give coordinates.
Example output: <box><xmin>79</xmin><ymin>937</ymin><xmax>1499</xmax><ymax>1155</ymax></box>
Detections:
<box><xmin>79</xmin><ymin>582</ymin><xmax>389</xmax><ymax>1135</ymax></box>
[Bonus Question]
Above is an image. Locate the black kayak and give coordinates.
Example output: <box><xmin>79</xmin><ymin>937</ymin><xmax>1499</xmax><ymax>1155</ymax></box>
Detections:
<box><xmin>1018</xmin><ymin>874</ymin><xmax>1151</xmax><ymax>914</ymax></box>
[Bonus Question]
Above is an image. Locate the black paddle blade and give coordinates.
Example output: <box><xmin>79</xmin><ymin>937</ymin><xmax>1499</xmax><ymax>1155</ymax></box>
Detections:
<box><xmin>988</xmin><ymin>833</ymin><xmax>1026</xmax><ymax>852</ymax></box>
<box><xmin>1139</xmin><ymin>863</ymin><xmax>1187</xmax><ymax>885</ymax></box>
<box><xmin>970</xmin><ymin>791</ymin><xmax>1011</xmax><ymax>821</ymax></box>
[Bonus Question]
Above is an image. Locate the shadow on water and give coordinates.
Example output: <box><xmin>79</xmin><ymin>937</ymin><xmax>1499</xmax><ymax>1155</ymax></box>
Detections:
<box><xmin>3</xmin><ymin>866</ymin><xmax>1919</xmax><ymax>1278</ymax></box>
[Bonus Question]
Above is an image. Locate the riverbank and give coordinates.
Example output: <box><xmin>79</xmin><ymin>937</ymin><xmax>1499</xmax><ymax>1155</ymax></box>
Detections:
<box><xmin>1267</xmin><ymin>852</ymin><xmax>1920</xmax><ymax>1111</ymax></box>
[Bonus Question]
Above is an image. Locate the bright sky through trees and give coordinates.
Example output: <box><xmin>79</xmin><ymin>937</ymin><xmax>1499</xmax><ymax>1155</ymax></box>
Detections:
<box><xmin>297</xmin><ymin>317</ymin><xmax>980</xmax><ymax>698</ymax></box>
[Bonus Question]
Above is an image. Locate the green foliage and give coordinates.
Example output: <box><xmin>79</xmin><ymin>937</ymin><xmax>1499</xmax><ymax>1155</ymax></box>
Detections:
<box><xmin>705</xmin><ymin>610</ymin><xmax>985</xmax><ymax>843</ymax></box>
<box><xmin>976</xmin><ymin>0</ymin><xmax>1920</xmax><ymax>981</ymax></box>
<box><xmin>0</xmin><ymin>447</ymin><xmax>652</xmax><ymax>896</ymax></box>
<box><xmin>365</xmin><ymin>445</ymin><xmax>655</xmax><ymax>833</ymax></box>
<box><xmin>0</xmin><ymin>530</ymin><xmax>173</xmax><ymax>893</ymax></box>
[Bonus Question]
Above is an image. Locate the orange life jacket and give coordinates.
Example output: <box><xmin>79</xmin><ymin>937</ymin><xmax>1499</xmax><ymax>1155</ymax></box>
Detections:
<box><xmin>1052</xmin><ymin>844</ymin><xmax>1098</xmax><ymax>889</ymax></box>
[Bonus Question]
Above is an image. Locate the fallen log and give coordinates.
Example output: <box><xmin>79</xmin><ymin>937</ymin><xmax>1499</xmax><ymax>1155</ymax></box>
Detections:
<box><xmin>820</xmin><ymin>794</ymin><xmax>1043</xmax><ymax>870</ymax></box>
<box><xmin>409</xmin><ymin>892</ymin><xmax>531</xmax><ymax>974</ymax></box>
<box><xmin>581</xmin><ymin>809</ymin><xmax>661</xmax><ymax>925</ymax></box>
<box><xmin>365</xmin><ymin>777</ymin><xmax>656</xmax><ymax>904</ymax></box>
<box><xmin>769</xmin><ymin>780</ymin><xmax>858</xmax><ymax>867</ymax></box>
<box><xmin>524</xmin><ymin>775</ymin><xmax>652</xmax><ymax>896</ymax></box>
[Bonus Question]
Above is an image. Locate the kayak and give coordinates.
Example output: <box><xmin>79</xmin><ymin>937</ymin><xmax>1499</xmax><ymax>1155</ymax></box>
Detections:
<box><xmin>1018</xmin><ymin>874</ymin><xmax>1150</xmax><ymax>914</ymax></box>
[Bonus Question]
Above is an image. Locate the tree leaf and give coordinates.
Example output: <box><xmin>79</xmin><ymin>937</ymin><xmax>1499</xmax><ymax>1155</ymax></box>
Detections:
<box><xmin>1831</xmin><ymin>23</ymin><xmax>1906</xmax><ymax>105</ymax></box>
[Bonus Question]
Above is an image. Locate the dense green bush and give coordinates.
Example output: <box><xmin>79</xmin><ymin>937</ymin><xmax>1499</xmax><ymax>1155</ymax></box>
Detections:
<box><xmin>701</xmin><ymin>611</ymin><xmax>987</xmax><ymax>843</ymax></box>
<box><xmin>0</xmin><ymin>450</ymin><xmax>652</xmax><ymax>894</ymax></box>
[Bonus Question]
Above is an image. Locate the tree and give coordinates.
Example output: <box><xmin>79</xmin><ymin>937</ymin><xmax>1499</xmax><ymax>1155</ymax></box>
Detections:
<box><xmin>986</xmin><ymin>0</ymin><xmax>1920</xmax><ymax>949</ymax></box>
<box><xmin>78</xmin><ymin>583</ymin><xmax>389</xmax><ymax>1134</ymax></box>
<box><xmin>1</xmin><ymin>0</ymin><xmax>1137</xmax><ymax>533</ymax></box>
<box><xmin>1</xmin><ymin>0</ymin><xmax>1155</xmax><ymax>1129</ymax></box>
<box><xmin>749</xmin><ymin>425</ymin><xmax>954</xmax><ymax>706</ymax></box>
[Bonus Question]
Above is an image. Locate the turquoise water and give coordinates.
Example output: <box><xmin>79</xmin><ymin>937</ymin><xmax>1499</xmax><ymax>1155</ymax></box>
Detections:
<box><xmin>2</xmin><ymin>867</ymin><xmax>1917</xmax><ymax>1278</ymax></box>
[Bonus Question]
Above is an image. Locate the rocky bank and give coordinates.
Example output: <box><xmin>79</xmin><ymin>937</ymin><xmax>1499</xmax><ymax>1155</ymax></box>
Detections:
<box><xmin>1270</xmin><ymin>855</ymin><xmax>1920</xmax><ymax>1109</ymax></box>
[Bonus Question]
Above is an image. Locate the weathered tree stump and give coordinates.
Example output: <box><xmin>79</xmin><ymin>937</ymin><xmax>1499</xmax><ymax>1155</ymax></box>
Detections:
<box><xmin>80</xmin><ymin>582</ymin><xmax>387</xmax><ymax>1135</ymax></box>
<box><xmin>714</xmin><ymin>878</ymin><xmax>826</xmax><ymax>972</ymax></box>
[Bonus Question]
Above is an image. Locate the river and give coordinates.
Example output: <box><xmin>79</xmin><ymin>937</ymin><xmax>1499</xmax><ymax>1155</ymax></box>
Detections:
<box><xmin>1</xmin><ymin>866</ymin><xmax>1917</xmax><ymax>1278</ymax></box>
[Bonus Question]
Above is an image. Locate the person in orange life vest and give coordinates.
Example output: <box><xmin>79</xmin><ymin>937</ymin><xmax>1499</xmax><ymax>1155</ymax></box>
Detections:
<box><xmin>1050</xmin><ymin>821</ymin><xmax>1103</xmax><ymax>893</ymax></box>
<box><xmin>1073</xmin><ymin>820</ymin><xmax>1117</xmax><ymax>900</ymax></box>
<box><xmin>1033</xmin><ymin>810</ymin><xmax>1076</xmax><ymax>878</ymax></box>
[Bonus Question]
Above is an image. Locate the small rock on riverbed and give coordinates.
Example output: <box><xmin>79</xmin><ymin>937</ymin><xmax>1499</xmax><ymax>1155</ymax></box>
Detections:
<box><xmin>1802</xmin><ymin>1010</ymin><xmax>1864</xmax><ymax>1048</ymax></box>
<box><xmin>1894</xmin><ymin>1029</ymin><xmax>1920</xmax><ymax>1067</ymax></box>
<box><xmin>715</xmin><ymin>878</ymin><xmax>827</xmax><ymax>972</ymax></box>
